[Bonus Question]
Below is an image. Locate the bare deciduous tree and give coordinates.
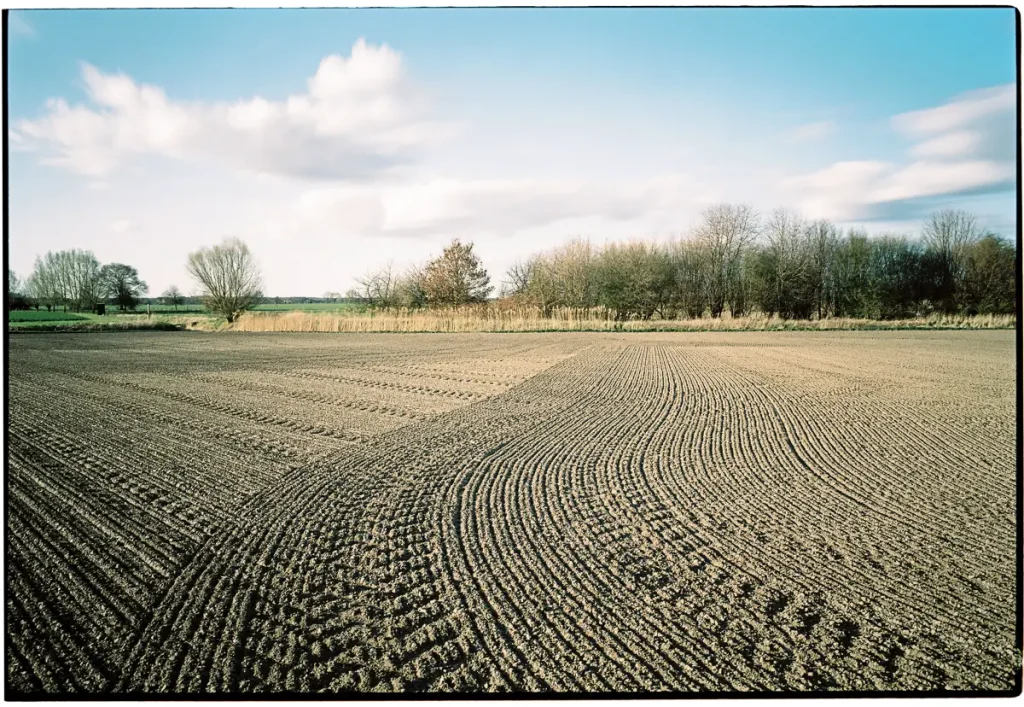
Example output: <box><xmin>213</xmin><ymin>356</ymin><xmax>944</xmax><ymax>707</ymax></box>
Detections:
<box><xmin>186</xmin><ymin>238</ymin><xmax>264</xmax><ymax>323</ymax></box>
<box><xmin>500</xmin><ymin>260</ymin><xmax>534</xmax><ymax>299</ymax></box>
<box><xmin>8</xmin><ymin>269</ymin><xmax>21</xmax><ymax>296</ymax></box>
<box><xmin>355</xmin><ymin>262</ymin><xmax>398</xmax><ymax>308</ymax></box>
<box><xmin>394</xmin><ymin>266</ymin><xmax>427</xmax><ymax>309</ymax></box>
<box><xmin>7</xmin><ymin>269</ymin><xmax>30</xmax><ymax>310</ymax></box>
<box><xmin>922</xmin><ymin>209</ymin><xmax>982</xmax><ymax>312</ymax></box>
<box><xmin>549</xmin><ymin>238</ymin><xmax>598</xmax><ymax>311</ymax></box>
<box><xmin>667</xmin><ymin>238</ymin><xmax>709</xmax><ymax>318</ymax></box>
<box><xmin>26</xmin><ymin>250</ymin><xmax>101</xmax><ymax>312</ymax></box>
<box><xmin>963</xmin><ymin>233</ymin><xmax>1017</xmax><ymax>315</ymax></box>
<box><xmin>693</xmin><ymin>204</ymin><xmax>759</xmax><ymax>317</ymax></box>
<box><xmin>27</xmin><ymin>258</ymin><xmax>58</xmax><ymax>311</ymax></box>
<box><xmin>517</xmin><ymin>256</ymin><xmax>559</xmax><ymax>313</ymax></box>
<box><xmin>594</xmin><ymin>240</ymin><xmax>674</xmax><ymax>320</ymax></box>
<box><xmin>761</xmin><ymin>209</ymin><xmax>810</xmax><ymax>319</ymax></box>
<box><xmin>501</xmin><ymin>238</ymin><xmax>598</xmax><ymax>313</ymax></box>
<box><xmin>162</xmin><ymin>284</ymin><xmax>185</xmax><ymax>310</ymax></box>
<box><xmin>923</xmin><ymin>209</ymin><xmax>982</xmax><ymax>257</ymax></box>
<box><xmin>804</xmin><ymin>219</ymin><xmax>841</xmax><ymax>319</ymax></box>
<box><xmin>65</xmin><ymin>250</ymin><xmax>103</xmax><ymax>311</ymax></box>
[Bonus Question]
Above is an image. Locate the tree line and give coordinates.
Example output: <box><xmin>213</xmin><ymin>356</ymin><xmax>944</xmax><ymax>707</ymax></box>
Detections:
<box><xmin>350</xmin><ymin>239</ymin><xmax>493</xmax><ymax>309</ymax></box>
<box><xmin>7</xmin><ymin>207</ymin><xmax>1017</xmax><ymax>324</ymax></box>
<box><xmin>501</xmin><ymin>207</ymin><xmax>1016</xmax><ymax>320</ymax></box>
<box><xmin>9</xmin><ymin>251</ymin><xmax>154</xmax><ymax>313</ymax></box>
<box><xmin>352</xmin><ymin>207</ymin><xmax>1015</xmax><ymax>321</ymax></box>
<box><xmin>7</xmin><ymin>238</ymin><xmax>262</xmax><ymax>322</ymax></box>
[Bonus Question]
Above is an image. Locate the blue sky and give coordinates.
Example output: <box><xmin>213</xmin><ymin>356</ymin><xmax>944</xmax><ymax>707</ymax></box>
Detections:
<box><xmin>7</xmin><ymin>8</ymin><xmax>1018</xmax><ymax>296</ymax></box>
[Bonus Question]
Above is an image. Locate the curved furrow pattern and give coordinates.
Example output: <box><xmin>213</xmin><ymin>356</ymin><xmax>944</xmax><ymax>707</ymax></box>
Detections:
<box><xmin>6</xmin><ymin>331</ymin><xmax>1016</xmax><ymax>695</ymax></box>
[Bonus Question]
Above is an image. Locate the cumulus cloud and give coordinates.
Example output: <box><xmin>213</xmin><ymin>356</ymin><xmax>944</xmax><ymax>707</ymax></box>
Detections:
<box><xmin>783</xmin><ymin>84</ymin><xmax>1015</xmax><ymax>221</ymax></box>
<box><xmin>293</xmin><ymin>174</ymin><xmax>699</xmax><ymax>237</ymax></box>
<box><xmin>786</xmin><ymin>120</ymin><xmax>836</xmax><ymax>143</ymax></box>
<box><xmin>11</xmin><ymin>39</ymin><xmax>449</xmax><ymax>180</ymax></box>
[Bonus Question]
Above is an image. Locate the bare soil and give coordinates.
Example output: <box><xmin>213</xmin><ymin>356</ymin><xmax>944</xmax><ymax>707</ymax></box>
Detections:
<box><xmin>5</xmin><ymin>331</ymin><xmax>1017</xmax><ymax>694</ymax></box>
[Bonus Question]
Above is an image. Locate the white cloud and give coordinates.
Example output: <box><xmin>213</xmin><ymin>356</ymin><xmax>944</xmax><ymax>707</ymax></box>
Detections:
<box><xmin>871</xmin><ymin>160</ymin><xmax>1013</xmax><ymax>204</ymax></box>
<box><xmin>293</xmin><ymin>174</ymin><xmax>699</xmax><ymax>237</ymax></box>
<box><xmin>891</xmin><ymin>84</ymin><xmax>1014</xmax><ymax>137</ymax></box>
<box><xmin>909</xmin><ymin>130</ymin><xmax>981</xmax><ymax>159</ymax></box>
<box><xmin>895</xmin><ymin>83</ymin><xmax>1015</xmax><ymax>165</ymax></box>
<box><xmin>786</xmin><ymin>120</ymin><xmax>836</xmax><ymax>143</ymax></box>
<box><xmin>787</xmin><ymin>160</ymin><xmax>891</xmax><ymax>191</ymax></box>
<box><xmin>784</xmin><ymin>157</ymin><xmax>1014</xmax><ymax>221</ymax></box>
<box><xmin>782</xmin><ymin>161</ymin><xmax>891</xmax><ymax>219</ymax></box>
<box><xmin>111</xmin><ymin>219</ymin><xmax>133</xmax><ymax>233</ymax></box>
<box><xmin>783</xmin><ymin>85</ymin><xmax>1015</xmax><ymax>221</ymax></box>
<box><xmin>12</xmin><ymin>39</ymin><xmax>449</xmax><ymax>180</ymax></box>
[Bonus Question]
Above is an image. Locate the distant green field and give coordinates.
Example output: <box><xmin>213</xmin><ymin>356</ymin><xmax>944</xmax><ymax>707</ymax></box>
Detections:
<box><xmin>252</xmin><ymin>302</ymin><xmax>363</xmax><ymax>312</ymax></box>
<box><xmin>107</xmin><ymin>302</ymin><xmax>362</xmax><ymax>314</ymax></box>
<box><xmin>8</xmin><ymin>301</ymin><xmax>365</xmax><ymax>330</ymax></box>
<box><xmin>8</xmin><ymin>311</ymin><xmax>187</xmax><ymax>331</ymax></box>
<box><xmin>8</xmin><ymin>310</ymin><xmax>89</xmax><ymax>322</ymax></box>
<box><xmin>109</xmin><ymin>305</ymin><xmax>207</xmax><ymax>314</ymax></box>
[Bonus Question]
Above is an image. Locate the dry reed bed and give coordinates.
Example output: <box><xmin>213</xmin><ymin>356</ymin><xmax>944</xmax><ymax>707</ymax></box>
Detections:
<box><xmin>230</xmin><ymin>308</ymin><xmax>1015</xmax><ymax>333</ymax></box>
<box><xmin>6</xmin><ymin>331</ymin><xmax>1017</xmax><ymax>695</ymax></box>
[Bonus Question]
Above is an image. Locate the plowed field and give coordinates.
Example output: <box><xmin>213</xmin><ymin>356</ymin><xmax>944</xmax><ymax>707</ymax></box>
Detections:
<box><xmin>5</xmin><ymin>331</ymin><xmax>1018</xmax><ymax>695</ymax></box>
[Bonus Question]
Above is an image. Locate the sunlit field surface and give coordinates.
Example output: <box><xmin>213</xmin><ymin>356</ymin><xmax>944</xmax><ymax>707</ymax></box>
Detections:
<box><xmin>6</xmin><ymin>331</ymin><xmax>1016</xmax><ymax>695</ymax></box>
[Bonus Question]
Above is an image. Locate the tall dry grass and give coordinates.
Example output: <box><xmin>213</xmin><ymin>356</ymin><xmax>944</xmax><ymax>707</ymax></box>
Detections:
<box><xmin>228</xmin><ymin>306</ymin><xmax>1016</xmax><ymax>334</ymax></box>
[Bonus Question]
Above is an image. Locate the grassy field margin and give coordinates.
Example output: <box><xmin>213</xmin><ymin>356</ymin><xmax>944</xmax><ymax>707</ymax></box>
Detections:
<box><xmin>229</xmin><ymin>309</ymin><xmax>1015</xmax><ymax>333</ymax></box>
<box><xmin>7</xmin><ymin>313</ymin><xmax>223</xmax><ymax>333</ymax></box>
<box><xmin>9</xmin><ymin>308</ymin><xmax>1013</xmax><ymax>334</ymax></box>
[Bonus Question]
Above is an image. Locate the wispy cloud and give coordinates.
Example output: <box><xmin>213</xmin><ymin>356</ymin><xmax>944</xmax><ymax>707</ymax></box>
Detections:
<box><xmin>908</xmin><ymin>130</ymin><xmax>981</xmax><ymax>159</ymax></box>
<box><xmin>782</xmin><ymin>84</ymin><xmax>1015</xmax><ymax>221</ymax></box>
<box><xmin>891</xmin><ymin>84</ymin><xmax>1014</xmax><ymax>137</ymax></box>
<box><xmin>293</xmin><ymin>174</ymin><xmax>700</xmax><ymax>237</ymax></box>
